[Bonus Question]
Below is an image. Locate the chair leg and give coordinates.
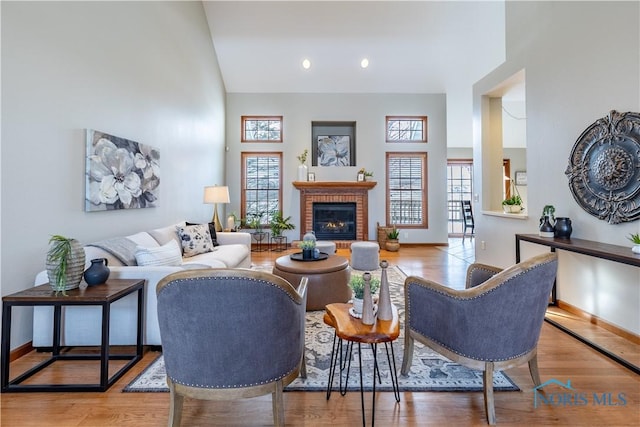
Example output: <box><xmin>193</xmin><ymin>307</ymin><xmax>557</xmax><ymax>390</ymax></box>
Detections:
<box><xmin>528</xmin><ymin>353</ymin><xmax>541</xmax><ymax>386</ymax></box>
<box><xmin>483</xmin><ymin>362</ymin><xmax>496</xmax><ymax>425</ymax></box>
<box><xmin>272</xmin><ymin>380</ymin><xmax>285</xmax><ymax>427</ymax></box>
<box><xmin>401</xmin><ymin>331</ymin><xmax>414</xmax><ymax>375</ymax></box>
<box><xmin>300</xmin><ymin>349</ymin><xmax>307</xmax><ymax>379</ymax></box>
<box><xmin>167</xmin><ymin>381</ymin><xmax>184</xmax><ymax>427</ymax></box>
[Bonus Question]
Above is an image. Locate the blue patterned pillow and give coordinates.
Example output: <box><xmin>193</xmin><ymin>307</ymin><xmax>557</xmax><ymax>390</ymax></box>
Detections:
<box><xmin>176</xmin><ymin>224</ymin><xmax>214</xmax><ymax>258</ymax></box>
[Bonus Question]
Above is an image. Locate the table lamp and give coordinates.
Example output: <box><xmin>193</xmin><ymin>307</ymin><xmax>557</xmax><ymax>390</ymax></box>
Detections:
<box><xmin>204</xmin><ymin>185</ymin><xmax>230</xmax><ymax>232</ymax></box>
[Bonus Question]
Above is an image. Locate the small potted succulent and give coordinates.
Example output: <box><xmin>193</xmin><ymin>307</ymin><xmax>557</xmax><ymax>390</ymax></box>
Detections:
<box><xmin>349</xmin><ymin>274</ymin><xmax>380</xmax><ymax>315</ymax></box>
<box><xmin>627</xmin><ymin>233</ymin><xmax>640</xmax><ymax>254</ymax></box>
<box><xmin>386</xmin><ymin>227</ymin><xmax>400</xmax><ymax>252</ymax></box>
<box><xmin>299</xmin><ymin>239</ymin><xmax>316</xmax><ymax>259</ymax></box>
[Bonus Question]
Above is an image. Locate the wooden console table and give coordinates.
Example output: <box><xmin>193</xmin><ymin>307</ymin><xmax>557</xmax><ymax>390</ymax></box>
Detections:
<box><xmin>515</xmin><ymin>234</ymin><xmax>639</xmax><ymax>374</ymax></box>
<box><xmin>1</xmin><ymin>279</ymin><xmax>145</xmax><ymax>392</ymax></box>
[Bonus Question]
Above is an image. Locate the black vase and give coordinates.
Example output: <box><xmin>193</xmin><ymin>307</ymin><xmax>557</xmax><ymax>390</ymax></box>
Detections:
<box><xmin>302</xmin><ymin>249</ymin><xmax>314</xmax><ymax>260</ymax></box>
<box><xmin>539</xmin><ymin>216</ymin><xmax>555</xmax><ymax>237</ymax></box>
<box><xmin>554</xmin><ymin>217</ymin><xmax>573</xmax><ymax>239</ymax></box>
<box><xmin>84</xmin><ymin>258</ymin><xmax>110</xmax><ymax>286</ymax></box>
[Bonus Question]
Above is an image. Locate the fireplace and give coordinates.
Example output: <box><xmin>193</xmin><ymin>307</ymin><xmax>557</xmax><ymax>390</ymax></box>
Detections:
<box><xmin>293</xmin><ymin>181</ymin><xmax>377</xmax><ymax>248</ymax></box>
<box><xmin>313</xmin><ymin>202</ymin><xmax>356</xmax><ymax>240</ymax></box>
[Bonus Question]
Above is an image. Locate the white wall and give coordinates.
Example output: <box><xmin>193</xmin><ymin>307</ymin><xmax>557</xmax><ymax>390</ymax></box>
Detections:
<box><xmin>473</xmin><ymin>1</ymin><xmax>640</xmax><ymax>334</ymax></box>
<box><xmin>1</xmin><ymin>1</ymin><xmax>227</xmax><ymax>349</ymax></box>
<box><xmin>225</xmin><ymin>93</ymin><xmax>448</xmax><ymax>244</ymax></box>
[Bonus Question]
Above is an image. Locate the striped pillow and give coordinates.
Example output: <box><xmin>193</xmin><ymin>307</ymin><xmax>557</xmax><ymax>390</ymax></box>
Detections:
<box><xmin>135</xmin><ymin>240</ymin><xmax>183</xmax><ymax>266</ymax></box>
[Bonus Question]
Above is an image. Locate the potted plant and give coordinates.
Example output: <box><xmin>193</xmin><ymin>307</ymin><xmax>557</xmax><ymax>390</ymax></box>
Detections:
<box><xmin>627</xmin><ymin>233</ymin><xmax>640</xmax><ymax>254</ymax></box>
<box><xmin>349</xmin><ymin>274</ymin><xmax>380</xmax><ymax>314</ymax></box>
<box><xmin>298</xmin><ymin>239</ymin><xmax>316</xmax><ymax>259</ymax></box>
<box><xmin>269</xmin><ymin>211</ymin><xmax>295</xmax><ymax>237</ymax></box>
<box><xmin>358</xmin><ymin>168</ymin><xmax>374</xmax><ymax>181</ymax></box>
<box><xmin>386</xmin><ymin>227</ymin><xmax>400</xmax><ymax>252</ymax></box>
<box><xmin>539</xmin><ymin>205</ymin><xmax>555</xmax><ymax>237</ymax></box>
<box><xmin>502</xmin><ymin>195</ymin><xmax>523</xmax><ymax>213</ymax></box>
<box><xmin>297</xmin><ymin>149</ymin><xmax>308</xmax><ymax>181</ymax></box>
<box><xmin>46</xmin><ymin>235</ymin><xmax>86</xmax><ymax>295</ymax></box>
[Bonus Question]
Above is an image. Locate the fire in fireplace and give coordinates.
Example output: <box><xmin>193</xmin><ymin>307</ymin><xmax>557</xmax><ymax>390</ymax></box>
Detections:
<box><xmin>312</xmin><ymin>202</ymin><xmax>356</xmax><ymax>240</ymax></box>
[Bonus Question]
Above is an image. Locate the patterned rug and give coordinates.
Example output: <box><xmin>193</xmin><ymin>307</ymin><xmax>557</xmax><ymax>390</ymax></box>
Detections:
<box><xmin>123</xmin><ymin>266</ymin><xmax>519</xmax><ymax>392</ymax></box>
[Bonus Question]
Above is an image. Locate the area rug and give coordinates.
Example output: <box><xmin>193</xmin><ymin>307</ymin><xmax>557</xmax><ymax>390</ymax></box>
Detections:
<box><xmin>124</xmin><ymin>266</ymin><xmax>519</xmax><ymax>393</ymax></box>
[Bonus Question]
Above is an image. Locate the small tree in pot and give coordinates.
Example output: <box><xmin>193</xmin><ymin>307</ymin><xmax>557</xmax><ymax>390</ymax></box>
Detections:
<box><xmin>269</xmin><ymin>211</ymin><xmax>295</xmax><ymax>237</ymax></box>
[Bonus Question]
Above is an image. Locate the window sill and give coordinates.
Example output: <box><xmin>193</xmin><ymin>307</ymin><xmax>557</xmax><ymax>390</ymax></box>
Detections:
<box><xmin>482</xmin><ymin>210</ymin><xmax>529</xmax><ymax>220</ymax></box>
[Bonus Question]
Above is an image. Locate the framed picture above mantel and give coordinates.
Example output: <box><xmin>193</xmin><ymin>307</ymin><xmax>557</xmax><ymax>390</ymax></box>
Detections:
<box><xmin>311</xmin><ymin>121</ymin><xmax>356</xmax><ymax>167</ymax></box>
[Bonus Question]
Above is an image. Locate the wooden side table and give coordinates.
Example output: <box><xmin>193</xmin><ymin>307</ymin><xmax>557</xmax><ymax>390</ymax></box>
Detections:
<box><xmin>1</xmin><ymin>279</ymin><xmax>145</xmax><ymax>392</ymax></box>
<box><xmin>324</xmin><ymin>303</ymin><xmax>400</xmax><ymax>427</ymax></box>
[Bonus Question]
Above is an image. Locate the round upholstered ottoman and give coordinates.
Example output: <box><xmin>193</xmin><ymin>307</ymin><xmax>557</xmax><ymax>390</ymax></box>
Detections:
<box><xmin>350</xmin><ymin>241</ymin><xmax>380</xmax><ymax>270</ymax></box>
<box><xmin>272</xmin><ymin>255</ymin><xmax>351</xmax><ymax>311</ymax></box>
<box><xmin>315</xmin><ymin>241</ymin><xmax>336</xmax><ymax>255</ymax></box>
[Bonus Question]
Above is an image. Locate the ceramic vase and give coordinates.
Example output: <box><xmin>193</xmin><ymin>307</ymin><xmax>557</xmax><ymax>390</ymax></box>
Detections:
<box><xmin>554</xmin><ymin>217</ymin><xmax>572</xmax><ymax>239</ymax></box>
<box><xmin>539</xmin><ymin>216</ymin><xmax>555</xmax><ymax>237</ymax></box>
<box><xmin>352</xmin><ymin>297</ymin><xmax>363</xmax><ymax>315</ymax></box>
<box><xmin>632</xmin><ymin>245</ymin><xmax>640</xmax><ymax>254</ymax></box>
<box><xmin>377</xmin><ymin>260</ymin><xmax>392</xmax><ymax>320</ymax></box>
<box><xmin>361</xmin><ymin>272</ymin><xmax>375</xmax><ymax>325</ymax></box>
<box><xmin>83</xmin><ymin>258</ymin><xmax>110</xmax><ymax>286</ymax></box>
<box><xmin>297</xmin><ymin>164</ymin><xmax>308</xmax><ymax>182</ymax></box>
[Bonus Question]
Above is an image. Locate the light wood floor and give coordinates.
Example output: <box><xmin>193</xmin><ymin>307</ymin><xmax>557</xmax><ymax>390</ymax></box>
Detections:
<box><xmin>2</xmin><ymin>243</ymin><xmax>639</xmax><ymax>426</ymax></box>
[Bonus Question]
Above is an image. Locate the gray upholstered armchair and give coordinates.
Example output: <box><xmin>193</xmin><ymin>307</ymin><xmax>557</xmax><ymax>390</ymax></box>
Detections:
<box><xmin>401</xmin><ymin>252</ymin><xmax>558</xmax><ymax>425</ymax></box>
<box><xmin>156</xmin><ymin>269</ymin><xmax>308</xmax><ymax>427</ymax></box>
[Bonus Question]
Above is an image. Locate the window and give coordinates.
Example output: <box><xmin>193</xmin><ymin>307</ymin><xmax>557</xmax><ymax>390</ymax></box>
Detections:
<box><xmin>386</xmin><ymin>116</ymin><xmax>427</xmax><ymax>143</ymax></box>
<box><xmin>241</xmin><ymin>116</ymin><xmax>283</xmax><ymax>142</ymax></box>
<box><xmin>386</xmin><ymin>152</ymin><xmax>428</xmax><ymax>227</ymax></box>
<box><xmin>241</xmin><ymin>152</ymin><xmax>282</xmax><ymax>226</ymax></box>
<box><xmin>447</xmin><ymin>160</ymin><xmax>473</xmax><ymax>235</ymax></box>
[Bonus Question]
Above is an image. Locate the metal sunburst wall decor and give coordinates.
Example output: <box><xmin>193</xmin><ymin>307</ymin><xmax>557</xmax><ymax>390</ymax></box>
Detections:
<box><xmin>565</xmin><ymin>110</ymin><xmax>640</xmax><ymax>224</ymax></box>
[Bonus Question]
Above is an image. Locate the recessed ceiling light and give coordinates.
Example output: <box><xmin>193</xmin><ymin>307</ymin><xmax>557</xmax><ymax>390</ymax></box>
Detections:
<box><xmin>360</xmin><ymin>58</ymin><xmax>369</xmax><ymax>69</ymax></box>
<box><xmin>302</xmin><ymin>59</ymin><xmax>311</xmax><ymax>69</ymax></box>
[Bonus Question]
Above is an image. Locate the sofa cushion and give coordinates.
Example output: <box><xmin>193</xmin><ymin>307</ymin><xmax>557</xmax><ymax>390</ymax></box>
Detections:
<box><xmin>186</xmin><ymin>221</ymin><xmax>219</xmax><ymax>246</ymax></box>
<box><xmin>148</xmin><ymin>222</ymin><xmax>185</xmax><ymax>248</ymax></box>
<box><xmin>177</xmin><ymin>224</ymin><xmax>214</xmax><ymax>257</ymax></box>
<box><xmin>185</xmin><ymin>244</ymin><xmax>249</xmax><ymax>268</ymax></box>
<box><xmin>135</xmin><ymin>240</ymin><xmax>183</xmax><ymax>266</ymax></box>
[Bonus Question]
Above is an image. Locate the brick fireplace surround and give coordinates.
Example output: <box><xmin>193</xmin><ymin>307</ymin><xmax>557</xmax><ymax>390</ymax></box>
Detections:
<box><xmin>293</xmin><ymin>181</ymin><xmax>377</xmax><ymax>248</ymax></box>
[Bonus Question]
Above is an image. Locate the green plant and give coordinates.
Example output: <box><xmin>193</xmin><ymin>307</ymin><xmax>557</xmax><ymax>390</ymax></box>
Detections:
<box><xmin>245</xmin><ymin>211</ymin><xmax>265</xmax><ymax>230</ymax></box>
<box><xmin>627</xmin><ymin>233</ymin><xmax>640</xmax><ymax>244</ymax></box>
<box><xmin>541</xmin><ymin>205</ymin><xmax>555</xmax><ymax>219</ymax></box>
<box><xmin>297</xmin><ymin>149</ymin><xmax>308</xmax><ymax>165</ymax></box>
<box><xmin>349</xmin><ymin>275</ymin><xmax>381</xmax><ymax>299</ymax></box>
<box><xmin>299</xmin><ymin>240</ymin><xmax>316</xmax><ymax>250</ymax></box>
<box><xmin>269</xmin><ymin>211</ymin><xmax>295</xmax><ymax>237</ymax></box>
<box><xmin>358</xmin><ymin>167</ymin><xmax>373</xmax><ymax>177</ymax></box>
<box><xmin>47</xmin><ymin>235</ymin><xmax>74</xmax><ymax>295</ymax></box>
<box><xmin>387</xmin><ymin>227</ymin><xmax>400</xmax><ymax>240</ymax></box>
<box><xmin>502</xmin><ymin>195</ymin><xmax>523</xmax><ymax>206</ymax></box>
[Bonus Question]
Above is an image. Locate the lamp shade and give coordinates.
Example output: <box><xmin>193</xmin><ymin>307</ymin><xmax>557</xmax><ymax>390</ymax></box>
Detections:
<box><xmin>203</xmin><ymin>186</ymin><xmax>230</xmax><ymax>204</ymax></box>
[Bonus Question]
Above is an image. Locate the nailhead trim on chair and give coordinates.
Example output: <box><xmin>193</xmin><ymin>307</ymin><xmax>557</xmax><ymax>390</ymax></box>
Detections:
<box><xmin>164</xmin><ymin>275</ymin><xmax>299</xmax><ymax>303</ymax></box>
<box><xmin>169</xmin><ymin>366</ymin><xmax>297</xmax><ymax>388</ymax></box>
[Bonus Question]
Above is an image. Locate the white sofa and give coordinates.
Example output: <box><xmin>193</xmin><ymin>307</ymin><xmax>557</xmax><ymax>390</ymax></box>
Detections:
<box><xmin>33</xmin><ymin>221</ymin><xmax>252</xmax><ymax>347</ymax></box>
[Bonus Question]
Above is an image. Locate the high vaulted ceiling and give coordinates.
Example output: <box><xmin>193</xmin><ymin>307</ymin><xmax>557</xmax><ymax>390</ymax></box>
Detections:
<box><xmin>202</xmin><ymin>1</ymin><xmax>506</xmax><ymax>94</ymax></box>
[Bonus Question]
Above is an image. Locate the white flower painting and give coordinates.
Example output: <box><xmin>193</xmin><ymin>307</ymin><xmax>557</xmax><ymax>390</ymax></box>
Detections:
<box><xmin>85</xmin><ymin>130</ymin><xmax>160</xmax><ymax>211</ymax></box>
<box><xmin>317</xmin><ymin>135</ymin><xmax>351</xmax><ymax>166</ymax></box>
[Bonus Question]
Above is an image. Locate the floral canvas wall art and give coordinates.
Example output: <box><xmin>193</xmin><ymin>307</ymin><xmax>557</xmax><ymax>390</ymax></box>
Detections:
<box><xmin>317</xmin><ymin>135</ymin><xmax>351</xmax><ymax>166</ymax></box>
<box><xmin>85</xmin><ymin>129</ymin><xmax>160</xmax><ymax>211</ymax></box>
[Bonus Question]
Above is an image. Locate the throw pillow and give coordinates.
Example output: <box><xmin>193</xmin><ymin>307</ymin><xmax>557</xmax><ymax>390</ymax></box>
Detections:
<box><xmin>186</xmin><ymin>221</ymin><xmax>219</xmax><ymax>246</ymax></box>
<box><xmin>177</xmin><ymin>224</ymin><xmax>215</xmax><ymax>257</ymax></box>
<box><xmin>135</xmin><ymin>240</ymin><xmax>183</xmax><ymax>266</ymax></box>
